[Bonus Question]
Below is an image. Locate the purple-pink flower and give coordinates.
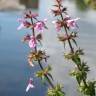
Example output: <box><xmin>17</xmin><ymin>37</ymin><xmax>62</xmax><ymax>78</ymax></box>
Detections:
<box><xmin>65</xmin><ymin>16</ymin><xmax>80</xmax><ymax>29</ymax></box>
<box><xmin>34</xmin><ymin>19</ymin><xmax>47</xmax><ymax>32</ymax></box>
<box><xmin>29</xmin><ymin>36</ymin><xmax>36</xmax><ymax>48</ymax></box>
<box><xmin>22</xmin><ymin>35</ymin><xmax>37</xmax><ymax>49</ymax></box>
<box><xmin>17</xmin><ymin>18</ymin><xmax>31</xmax><ymax>30</ymax></box>
<box><xmin>52</xmin><ymin>20</ymin><xmax>62</xmax><ymax>32</ymax></box>
<box><xmin>26</xmin><ymin>78</ymin><xmax>34</xmax><ymax>92</ymax></box>
<box><xmin>52</xmin><ymin>15</ymin><xmax>80</xmax><ymax>32</ymax></box>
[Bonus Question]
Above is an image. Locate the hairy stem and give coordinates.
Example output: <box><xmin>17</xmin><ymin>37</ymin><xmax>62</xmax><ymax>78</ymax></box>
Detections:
<box><xmin>30</xmin><ymin>17</ymin><xmax>54</xmax><ymax>88</ymax></box>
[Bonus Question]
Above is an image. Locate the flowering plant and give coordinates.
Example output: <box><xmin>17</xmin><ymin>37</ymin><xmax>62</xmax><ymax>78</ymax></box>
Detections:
<box><xmin>51</xmin><ymin>0</ymin><xmax>96</xmax><ymax>96</ymax></box>
<box><xmin>18</xmin><ymin>0</ymin><xmax>96</xmax><ymax>96</ymax></box>
<box><xmin>18</xmin><ymin>10</ymin><xmax>65</xmax><ymax>96</ymax></box>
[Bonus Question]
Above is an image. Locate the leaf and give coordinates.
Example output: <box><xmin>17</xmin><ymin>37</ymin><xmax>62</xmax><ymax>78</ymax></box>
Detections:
<box><xmin>44</xmin><ymin>25</ymin><xmax>48</xmax><ymax>29</ymax></box>
<box><xmin>47</xmin><ymin>84</ymin><xmax>65</xmax><ymax>96</ymax></box>
<box><xmin>72</xmin><ymin>39</ymin><xmax>78</xmax><ymax>47</ymax></box>
<box><xmin>62</xmin><ymin>7</ymin><xmax>67</xmax><ymax>12</ymax></box>
<box><xmin>72</xmin><ymin>55</ymin><xmax>81</xmax><ymax>65</ymax></box>
<box><xmin>36</xmin><ymin>71</ymin><xmax>43</xmax><ymax>78</ymax></box>
<box><xmin>53</xmin><ymin>5</ymin><xmax>59</xmax><ymax>7</ymax></box>
<box><xmin>36</xmin><ymin>33</ymin><xmax>42</xmax><ymax>41</ymax></box>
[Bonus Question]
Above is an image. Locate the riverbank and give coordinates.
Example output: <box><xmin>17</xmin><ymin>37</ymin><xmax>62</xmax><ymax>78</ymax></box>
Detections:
<box><xmin>0</xmin><ymin>0</ymin><xmax>25</xmax><ymax>11</ymax></box>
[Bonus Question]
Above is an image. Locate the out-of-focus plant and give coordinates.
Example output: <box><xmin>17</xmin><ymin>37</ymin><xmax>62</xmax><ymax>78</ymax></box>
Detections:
<box><xmin>84</xmin><ymin>0</ymin><xmax>96</xmax><ymax>9</ymax></box>
<box><xmin>17</xmin><ymin>10</ymin><xmax>65</xmax><ymax>96</ymax></box>
<box><xmin>75</xmin><ymin>0</ymin><xmax>88</xmax><ymax>10</ymax></box>
<box><xmin>75</xmin><ymin>0</ymin><xmax>96</xmax><ymax>10</ymax></box>
<box><xmin>51</xmin><ymin>0</ymin><xmax>96</xmax><ymax>96</ymax></box>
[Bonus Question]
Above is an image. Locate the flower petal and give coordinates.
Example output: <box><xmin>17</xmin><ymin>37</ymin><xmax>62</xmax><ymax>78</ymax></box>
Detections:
<box><xmin>17</xmin><ymin>23</ymin><xmax>25</xmax><ymax>30</ymax></box>
<box><xmin>26</xmin><ymin>78</ymin><xmax>34</xmax><ymax>92</ymax></box>
<box><xmin>26</xmin><ymin>84</ymin><xmax>34</xmax><ymax>92</ymax></box>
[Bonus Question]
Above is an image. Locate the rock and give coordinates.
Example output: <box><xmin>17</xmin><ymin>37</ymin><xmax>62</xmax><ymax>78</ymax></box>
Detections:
<box><xmin>0</xmin><ymin>0</ymin><xmax>25</xmax><ymax>11</ymax></box>
<box><xmin>19</xmin><ymin>0</ymin><xmax>38</xmax><ymax>8</ymax></box>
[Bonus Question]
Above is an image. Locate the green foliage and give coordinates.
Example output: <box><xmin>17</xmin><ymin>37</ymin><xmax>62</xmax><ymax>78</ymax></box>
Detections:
<box><xmin>79</xmin><ymin>81</ymin><xmax>96</xmax><ymax>96</ymax></box>
<box><xmin>70</xmin><ymin>62</ymin><xmax>89</xmax><ymax>84</ymax></box>
<box><xmin>36</xmin><ymin>66</ymin><xmax>53</xmax><ymax>83</ymax></box>
<box><xmin>84</xmin><ymin>0</ymin><xmax>96</xmax><ymax>9</ymax></box>
<box><xmin>75</xmin><ymin>0</ymin><xmax>88</xmax><ymax>10</ymax></box>
<box><xmin>47</xmin><ymin>84</ymin><xmax>65</xmax><ymax>96</ymax></box>
<box><xmin>75</xmin><ymin>0</ymin><xmax>96</xmax><ymax>10</ymax></box>
<box><xmin>64</xmin><ymin>48</ymin><xmax>84</xmax><ymax>61</ymax></box>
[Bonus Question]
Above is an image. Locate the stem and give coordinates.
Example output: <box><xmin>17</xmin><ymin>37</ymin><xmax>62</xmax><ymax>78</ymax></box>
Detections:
<box><xmin>58</xmin><ymin>3</ymin><xmax>74</xmax><ymax>53</ymax></box>
<box><xmin>31</xmin><ymin>18</ymin><xmax>37</xmax><ymax>52</ymax></box>
<box><xmin>64</xmin><ymin>26</ymin><xmax>74</xmax><ymax>53</ymax></box>
<box><xmin>61</xmin><ymin>8</ymin><xmax>88</xmax><ymax>88</ymax></box>
<box><xmin>63</xmin><ymin>17</ymin><xmax>88</xmax><ymax>89</ymax></box>
<box><xmin>30</xmin><ymin>17</ymin><xmax>54</xmax><ymax>88</ymax></box>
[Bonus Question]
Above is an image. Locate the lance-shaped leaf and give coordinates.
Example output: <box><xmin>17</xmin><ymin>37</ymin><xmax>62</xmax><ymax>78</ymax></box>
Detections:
<box><xmin>47</xmin><ymin>84</ymin><xmax>65</xmax><ymax>96</ymax></box>
<box><xmin>81</xmin><ymin>62</ymin><xmax>90</xmax><ymax>73</ymax></box>
<box><xmin>36</xmin><ymin>33</ymin><xmax>43</xmax><ymax>46</ymax></box>
<box><xmin>70</xmin><ymin>68</ymin><xmax>83</xmax><ymax>84</ymax></box>
<box><xmin>70</xmin><ymin>62</ymin><xmax>89</xmax><ymax>84</ymax></box>
<box><xmin>36</xmin><ymin>33</ymin><xmax>42</xmax><ymax>41</ymax></box>
<box><xmin>36</xmin><ymin>66</ymin><xmax>53</xmax><ymax>82</ymax></box>
<box><xmin>62</xmin><ymin>7</ymin><xmax>67</xmax><ymax>13</ymax></box>
<box><xmin>72</xmin><ymin>38</ymin><xmax>77</xmax><ymax>47</ymax></box>
<box><xmin>76</xmin><ymin>48</ymin><xmax>84</xmax><ymax>55</ymax></box>
<box><xmin>79</xmin><ymin>81</ymin><xmax>96</xmax><ymax>96</ymax></box>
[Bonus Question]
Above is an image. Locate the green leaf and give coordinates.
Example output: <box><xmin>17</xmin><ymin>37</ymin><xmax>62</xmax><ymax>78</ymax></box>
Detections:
<box><xmin>47</xmin><ymin>84</ymin><xmax>65</xmax><ymax>96</ymax></box>
<box><xmin>72</xmin><ymin>39</ymin><xmax>78</xmax><ymax>47</ymax></box>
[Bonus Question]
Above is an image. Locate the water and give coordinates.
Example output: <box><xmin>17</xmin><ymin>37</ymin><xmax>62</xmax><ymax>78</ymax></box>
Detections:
<box><xmin>0</xmin><ymin>0</ymin><xmax>96</xmax><ymax>96</ymax></box>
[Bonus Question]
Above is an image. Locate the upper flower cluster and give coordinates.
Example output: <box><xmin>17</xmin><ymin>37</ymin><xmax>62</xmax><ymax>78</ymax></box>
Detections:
<box><xmin>17</xmin><ymin>11</ymin><xmax>46</xmax><ymax>32</ymax></box>
<box><xmin>52</xmin><ymin>15</ymin><xmax>80</xmax><ymax>31</ymax></box>
<box><xmin>17</xmin><ymin>11</ymin><xmax>48</xmax><ymax>92</ymax></box>
<box><xmin>17</xmin><ymin>10</ymin><xmax>47</xmax><ymax>49</ymax></box>
<box><xmin>50</xmin><ymin>0</ymin><xmax>80</xmax><ymax>32</ymax></box>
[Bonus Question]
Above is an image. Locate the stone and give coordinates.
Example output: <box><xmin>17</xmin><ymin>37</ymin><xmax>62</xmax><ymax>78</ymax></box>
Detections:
<box><xmin>0</xmin><ymin>0</ymin><xmax>25</xmax><ymax>11</ymax></box>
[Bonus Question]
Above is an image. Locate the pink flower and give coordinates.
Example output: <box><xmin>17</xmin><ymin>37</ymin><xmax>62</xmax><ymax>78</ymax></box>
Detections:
<box><xmin>52</xmin><ymin>20</ymin><xmax>62</xmax><ymax>32</ymax></box>
<box><xmin>34</xmin><ymin>19</ymin><xmax>47</xmax><ymax>32</ymax></box>
<box><xmin>29</xmin><ymin>36</ymin><xmax>36</xmax><ymax>48</ymax></box>
<box><xmin>17</xmin><ymin>18</ymin><xmax>31</xmax><ymax>30</ymax></box>
<box><xmin>66</xmin><ymin>17</ymin><xmax>80</xmax><ymax>29</ymax></box>
<box><xmin>26</xmin><ymin>78</ymin><xmax>34</xmax><ymax>92</ymax></box>
<box><xmin>17</xmin><ymin>23</ymin><xmax>25</xmax><ymax>30</ymax></box>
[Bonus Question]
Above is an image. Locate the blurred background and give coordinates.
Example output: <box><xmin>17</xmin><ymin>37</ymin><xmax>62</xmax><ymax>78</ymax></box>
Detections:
<box><xmin>0</xmin><ymin>0</ymin><xmax>96</xmax><ymax>96</ymax></box>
